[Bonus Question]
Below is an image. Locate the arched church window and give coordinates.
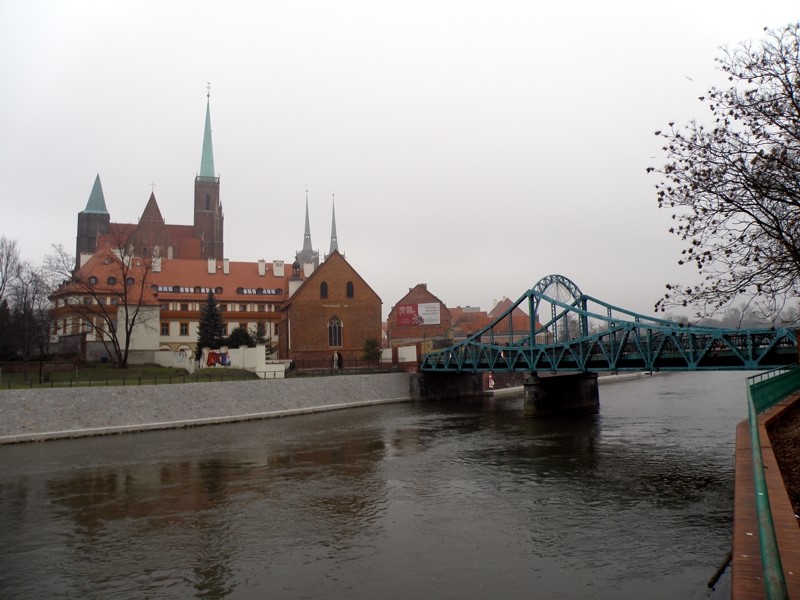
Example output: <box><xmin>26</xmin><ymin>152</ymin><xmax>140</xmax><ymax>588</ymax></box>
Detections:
<box><xmin>320</xmin><ymin>282</ymin><xmax>328</xmax><ymax>299</ymax></box>
<box><xmin>346</xmin><ymin>281</ymin><xmax>354</xmax><ymax>299</ymax></box>
<box><xmin>206</xmin><ymin>193</ymin><xmax>210</xmax><ymax>210</ymax></box>
<box><xmin>328</xmin><ymin>317</ymin><xmax>342</xmax><ymax>347</ymax></box>
<box><xmin>142</xmin><ymin>247</ymin><xmax>149</xmax><ymax>257</ymax></box>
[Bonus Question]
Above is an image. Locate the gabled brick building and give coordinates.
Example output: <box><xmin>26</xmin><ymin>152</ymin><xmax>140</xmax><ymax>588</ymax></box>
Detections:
<box><xmin>386</xmin><ymin>283</ymin><xmax>453</xmax><ymax>348</ymax></box>
<box><xmin>277</xmin><ymin>250</ymin><xmax>382</xmax><ymax>369</ymax></box>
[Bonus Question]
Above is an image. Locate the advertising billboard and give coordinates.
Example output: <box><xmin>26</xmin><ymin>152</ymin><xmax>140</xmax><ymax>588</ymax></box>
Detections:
<box><xmin>396</xmin><ymin>302</ymin><xmax>441</xmax><ymax>326</ymax></box>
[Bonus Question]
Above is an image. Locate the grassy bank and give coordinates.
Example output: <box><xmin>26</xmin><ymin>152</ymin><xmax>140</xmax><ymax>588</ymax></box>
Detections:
<box><xmin>0</xmin><ymin>363</ymin><xmax>260</xmax><ymax>390</ymax></box>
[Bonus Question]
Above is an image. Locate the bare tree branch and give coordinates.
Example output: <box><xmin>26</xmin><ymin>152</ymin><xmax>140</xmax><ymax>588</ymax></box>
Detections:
<box><xmin>649</xmin><ymin>23</ymin><xmax>800</xmax><ymax>321</ymax></box>
<box><xmin>47</xmin><ymin>228</ymin><xmax>157</xmax><ymax>368</ymax></box>
<box><xmin>0</xmin><ymin>236</ymin><xmax>20</xmax><ymax>303</ymax></box>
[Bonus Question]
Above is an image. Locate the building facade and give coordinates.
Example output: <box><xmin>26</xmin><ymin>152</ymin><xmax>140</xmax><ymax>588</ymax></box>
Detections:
<box><xmin>386</xmin><ymin>283</ymin><xmax>453</xmax><ymax>348</ymax></box>
<box><xmin>277</xmin><ymin>251</ymin><xmax>382</xmax><ymax>369</ymax></box>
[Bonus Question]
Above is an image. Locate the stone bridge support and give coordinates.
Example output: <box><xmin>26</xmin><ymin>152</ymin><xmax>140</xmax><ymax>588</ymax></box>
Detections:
<box><xmin>412</xmin><ymin>372</ymin><xmax>485</xmax><ymax>401</ymax></box>
<box><xmin>523</xmin><ymin>372</ymin><xmax>599</xmax><ymax>417</ymax></box>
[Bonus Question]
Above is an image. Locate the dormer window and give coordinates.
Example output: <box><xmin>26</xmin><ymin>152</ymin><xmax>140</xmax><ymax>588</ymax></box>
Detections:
<box><xmin>107</xmin><ymin>276</ymin><xmax>117</xmax><ymax>285</ymax></box>
<box><xmin>88</xmin><ymin>276</ymin><xmax>98</xmax><ymax>285</ymax></box>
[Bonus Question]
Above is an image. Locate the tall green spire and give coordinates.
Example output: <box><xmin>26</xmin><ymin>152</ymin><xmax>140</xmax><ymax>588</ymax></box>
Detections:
<box><xmin>199</xmin><ymin>95</ymin><xmax>215</xmax><ymax>178</ymax></box>
<box><xmin>83</xmin><ymin>174</ymin><xmax>109</xmax><ymax>214</ymax></box>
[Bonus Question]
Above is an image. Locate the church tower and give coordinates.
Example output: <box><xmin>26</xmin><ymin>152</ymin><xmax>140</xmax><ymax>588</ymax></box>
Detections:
<box><xmin>75</xmin><ymin>174</ymin><xmax>110</xmax><ymax>270</ymax></box>
<box><xmin>193</xmin><ymin>91</ymin><xmax>224</xmax><ymax>260</ymax></box>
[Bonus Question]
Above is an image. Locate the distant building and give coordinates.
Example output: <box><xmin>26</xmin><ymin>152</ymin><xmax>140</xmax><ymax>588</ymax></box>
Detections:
<box><xmin>386</xmin><ymin>289</ymin><xmax>544</xmax><ymax>357</ymax></box>
<box><xmin>386</xmin><ymin>283</ymin><xmax>453</xmax><ymax>348</ymax></box>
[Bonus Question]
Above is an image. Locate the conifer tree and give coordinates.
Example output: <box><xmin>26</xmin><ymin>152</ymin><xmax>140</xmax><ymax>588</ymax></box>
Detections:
<box><xmin>197</xmin><ymin>290</ymin><xmax>225</xmax><ymax>359</ymax></box>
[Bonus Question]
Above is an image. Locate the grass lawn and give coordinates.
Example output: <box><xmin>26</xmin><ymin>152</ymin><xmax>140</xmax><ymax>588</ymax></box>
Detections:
<box><xmin>0</xmin><ymin>363</ymin><xmax>260</xmax><ymax>390</ymax></box>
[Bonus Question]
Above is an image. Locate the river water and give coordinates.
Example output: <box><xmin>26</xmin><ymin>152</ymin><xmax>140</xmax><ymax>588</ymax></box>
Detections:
<box><xmin>0</xmin><ymin>372</ymin><xmax>749</xmax><ymax>599</ymax></box>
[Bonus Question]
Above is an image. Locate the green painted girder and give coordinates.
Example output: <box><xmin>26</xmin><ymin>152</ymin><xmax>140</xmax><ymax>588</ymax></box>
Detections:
<box><xmin>420</xmin><ymin>275</ymin><xmax>798</xmax><ymax>373</ymax></box>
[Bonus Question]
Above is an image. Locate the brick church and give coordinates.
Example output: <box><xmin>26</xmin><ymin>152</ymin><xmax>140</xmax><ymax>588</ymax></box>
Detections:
<box><xmin>75</xmin><ymin>96</ymin><xmax>224</xmax><ymax>268</ymax></box>
<box><xmin>53</xmin><ymin>94</ymin><xmax>382</xmax><ymax>368</ymax></box>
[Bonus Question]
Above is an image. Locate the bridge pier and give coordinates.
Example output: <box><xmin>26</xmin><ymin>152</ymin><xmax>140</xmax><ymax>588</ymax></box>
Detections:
<box><xmin>412</xmin><ymin>372</ymin><xmax>485</xmax><ymax>401</ymax></box>
<box><xmin>523</xmin><ymin>372</ymin><xmax>599</xmax><ymax>418</ymax></box>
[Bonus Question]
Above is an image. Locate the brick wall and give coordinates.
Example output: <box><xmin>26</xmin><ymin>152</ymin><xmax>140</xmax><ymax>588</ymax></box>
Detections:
<box><xmin>387</xmin><ymin>283</ymin><xmax>452</xmax><ymax>346</ymax></box>
<box><xmin>281</xmin><ymin>252</ymin><xmax>382</xmax><ymax>368</ymax></box>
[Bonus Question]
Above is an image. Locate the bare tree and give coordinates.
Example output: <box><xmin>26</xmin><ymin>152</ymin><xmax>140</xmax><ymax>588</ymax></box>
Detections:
<box><xmin>0</xmin><ymin>236</ymin><xmax>20</xmax><ymax>303</ymax></box>
<box><xmin>9</xmin><ymin>261</ymin><xmax>52</xmax><ymax>381</ymax></box>
<box><xmin>47</xmin><ymin>229</ymin><xmax>157</xmax><ymax>368</ymax></box>
<box><xmin>649</xmin><ymin>23</ymin><xmax>800</xmax><ymax>319</ymax></box>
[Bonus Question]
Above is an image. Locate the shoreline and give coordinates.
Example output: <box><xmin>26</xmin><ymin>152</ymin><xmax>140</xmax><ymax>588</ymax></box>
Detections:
<box><xmin>0</xmin><ymin>371</ymin><xmax>658</xmax><ymax>445</ymax></box>
<box><xmin>0</xmin><ymin>373</ymin><xmax>412</xmax><ymax>445</ymax></box>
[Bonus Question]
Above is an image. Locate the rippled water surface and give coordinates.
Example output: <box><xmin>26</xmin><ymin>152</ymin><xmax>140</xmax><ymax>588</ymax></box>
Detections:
<box><xmin>0</xmin><ymin>372</ymin><xmax>748</xmax><ymax>598</ymax></box>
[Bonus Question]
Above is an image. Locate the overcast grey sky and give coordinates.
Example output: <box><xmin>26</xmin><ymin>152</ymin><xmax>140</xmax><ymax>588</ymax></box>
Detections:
<box><xmin>1</xmin><ymin>1</ymin><xmax>798</xmax><ymax>319</ymax></box>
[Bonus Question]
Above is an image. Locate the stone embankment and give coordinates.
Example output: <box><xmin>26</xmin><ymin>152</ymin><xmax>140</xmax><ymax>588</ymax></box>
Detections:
<box><xmin>0</xmin><ymin>373</ymin><xmax>413</xmax><ymax>444</ymax></box>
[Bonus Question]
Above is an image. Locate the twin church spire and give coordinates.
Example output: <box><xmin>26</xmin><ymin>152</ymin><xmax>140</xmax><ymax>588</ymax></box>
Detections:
<box><xmin>296</xmin><ymin>190</ymin><xmax>340</xmax><ymax>268</ymax></box>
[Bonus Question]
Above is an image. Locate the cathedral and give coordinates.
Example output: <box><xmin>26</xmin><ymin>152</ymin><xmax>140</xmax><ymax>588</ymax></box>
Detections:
<box><xmin>75</xmin><ymin>95</ymin><xmax>224</xmax><ymax>269</ymax></box>
<box><xmin>54</xmin><ymin>94</ymin><xmax>383</xmax><ymax>368</ymax></box>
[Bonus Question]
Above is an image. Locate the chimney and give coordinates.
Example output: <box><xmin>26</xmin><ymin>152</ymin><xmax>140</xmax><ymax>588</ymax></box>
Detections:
<box><xmin>273</xmin><ymin>260</ymin><xmax>285</xmax><ymax>277</ymax></box>
<box><xmin>289</xmin><ymin>278</ymin><xmax>303</xmax><ymax>297</ymax></box>
<box><xmin>223</xmin><ymin>259</ymin><xmax>230</xmax><ymax>274</ymax></box>
<box><xmin>258</xmin><ymin>259</ymin><xmax>266</xmax><ymax>276</ymax></box>
<box><xmin>208</xmin><ymin>258</ymin><xmax>216</xmax><ymax>274</ymax></box>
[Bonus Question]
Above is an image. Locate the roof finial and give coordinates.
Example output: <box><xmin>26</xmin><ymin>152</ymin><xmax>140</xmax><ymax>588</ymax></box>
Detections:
<box><xmin>206</xmin><ymin>81</ymin><xmax>211</xmax><ymax>98</ymax></box>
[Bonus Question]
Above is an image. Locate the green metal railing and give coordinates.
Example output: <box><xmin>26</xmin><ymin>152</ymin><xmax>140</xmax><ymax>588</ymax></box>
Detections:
<box><xmin>746</xmin><ymin>366</ymin><xmax>799</xmax><ymax>599</ymax></box>
<box><xmin>749</xmin><ymin>366</ymin><xmax>800</xmax><ymax>413</ymax></box>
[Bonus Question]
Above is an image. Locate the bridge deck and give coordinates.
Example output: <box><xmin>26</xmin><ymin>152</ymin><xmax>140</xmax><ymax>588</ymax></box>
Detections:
<box><xmin>733</xmin><ymin>394</ymin><xmax>800</xmax><ymax>599</ymax></box>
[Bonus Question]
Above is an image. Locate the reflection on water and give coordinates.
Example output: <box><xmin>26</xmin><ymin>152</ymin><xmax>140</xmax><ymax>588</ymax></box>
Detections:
<box><xmin>0</xmin><ymin>372</ymin><xmax>745</xmax><ymax>599</ymax></box>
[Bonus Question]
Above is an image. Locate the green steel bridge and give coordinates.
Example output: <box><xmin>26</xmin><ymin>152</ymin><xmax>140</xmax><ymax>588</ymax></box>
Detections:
<box><xmin>419</xmin><ymin>274</ymin><xmax>798</xmax><ymax>373</ymax></box>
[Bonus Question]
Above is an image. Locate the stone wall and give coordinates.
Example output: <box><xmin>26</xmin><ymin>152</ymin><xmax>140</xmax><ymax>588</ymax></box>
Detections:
<box><xmin>0</xmin><ymin>372</ymin><xmax>413</xmax><ymax>444</ymax></box>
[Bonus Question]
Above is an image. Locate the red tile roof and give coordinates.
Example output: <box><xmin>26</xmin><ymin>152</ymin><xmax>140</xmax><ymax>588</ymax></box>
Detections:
<box><xmin>54</xmin><ymin>250</ymin><xmax>297</xmax><ymax>306</ymax></box>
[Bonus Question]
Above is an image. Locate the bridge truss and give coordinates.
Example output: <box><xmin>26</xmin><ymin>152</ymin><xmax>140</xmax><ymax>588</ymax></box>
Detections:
<box><xmin>419</xmin><ymin>275</ymin><xmax>798</xmax><ymax>373</ymax></box>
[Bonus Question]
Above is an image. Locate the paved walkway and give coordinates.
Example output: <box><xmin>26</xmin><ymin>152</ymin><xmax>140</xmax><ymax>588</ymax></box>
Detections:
<box><xmin>732</xmin><ymin>393</ymin><xmax>800</xmax><ymax>599</ymax></box>
<box><xmin>0</xmin><ymin>373</ymin><xmax>413</xmax><ymax>444</ymax></box>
